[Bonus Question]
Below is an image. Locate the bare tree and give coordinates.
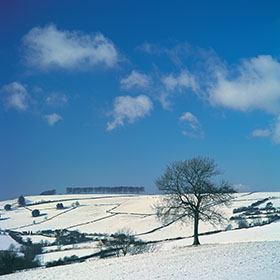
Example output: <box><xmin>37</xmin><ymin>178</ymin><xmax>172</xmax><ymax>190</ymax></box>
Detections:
<box><xmin>155</xmin><ymin>156</ymin><xmax>236</xmax><ymax>245</ymax></box>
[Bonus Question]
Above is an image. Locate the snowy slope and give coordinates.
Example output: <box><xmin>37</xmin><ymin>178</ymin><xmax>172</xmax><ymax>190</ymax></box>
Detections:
<box><xmin>0</xmin><ymin>234</ymin><xmax>21</xmax><ymax>250</ymax></box>
<box><xmin>1</xmin><ymin>192</ymin><xmax>280</xmax><ymax>271</ymax></box>
<box><xmin>1</xmin><ymin>192</ymin><xmax>278</xmax><ymax>238</ymax></box>
<box><xmin>1</xmin><ymin>241</ymin><xmax>279</xmax><ymax>280</ymax></box>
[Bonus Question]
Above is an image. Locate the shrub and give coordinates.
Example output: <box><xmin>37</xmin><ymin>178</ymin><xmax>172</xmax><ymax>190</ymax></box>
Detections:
<box><xmin>230</xmin><ymin>214</ymin><xmax>244</xmax><ymax>220</ymax></box>
<box><xmin>54</xmin><ymin>230</ymin><xmax>91</xmax><ymax>245</ymax></box>
<box><xmin>236</xmin><ymin>219</ymin><xmax>249</xmax><ymax>229</ymax></box>
<box><xmin>265</xmin><ymin>202</ymin><xmax>276</xmax><ymax>212</ymax></box>
<box><xmin>251</xmin><ymin>198</ymin><xmax>269</xmax><ymax>207</ymax></box>
<box><xmin>18</xmin><ymin>195</ymin><xmax>26</xmax><ymax>207</ymax></box>
<box><xmin>129</xmin><ymin>242</ymin><xmax>158</xmax><ymax>255</ymax></box>
<box><xmin>233</xmin><ymin>207</ymin><xmax>249</xmax><ymax>214</ymax></box>
<box><xmin>56</xmin><ymin>203</ymin><xmax>64</xmax><ymax>210</ymax></box>
<box><xmin>100</xmin><ymin>228</ymin><xmax>157</xmax><ymax>257</ymax></box>
<box><xmin>32</xmin><ymin>209</ymin><xmax>40</xmax><ymax>217</ymax></box>
<box><xmin>71</xmin><ymin>201</ymin><xmax>80</xmax><ymax>208</ymax></box>
<box><xmin>4</xmin><ymin>204</ymin><xmax>11</xmax><ymax>211</ymax></box>
<box><xmin>0</xmin><ymin>245</ymin><xmax>40</xmax><ymax>276</ymax></box>
<box><xmin>20</xmin><ymin>243</ymin><xmax>43</xmax><ymax>261</ymax></box>
<box><xmin>45</xmin><ymin>255</ymin><xmax>79</xmax><ymax>268</ymax></box>
<box><xmin>225</xmin><ymin>224</ymin><xmax>232</xmax><ymax>231</ymax></box>
<box><xmin>8</xmin><ymin>231</ymin><xmax>24</xmax><ymax>245</ymax></box>
<box><xmin>248</xmin><ymin>218</ymin><xmax>262</xmax><ymax>227</ymax></box>
<box><xmin>267</xmin><ymin>214</ymin><xmax>280</xmax><ymax>223</ymax></box>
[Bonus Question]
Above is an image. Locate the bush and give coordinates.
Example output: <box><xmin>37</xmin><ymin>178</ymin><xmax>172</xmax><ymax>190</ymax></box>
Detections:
<box><xmin>45</xmin><ymin>255</ymin><xmax>79</xmax><ymax>268</ymax></box>
<box><xmin>236</xmin><ymin>219</ymin><xmax>249</xmax><ymax>229</ymax></box>
<box><xmin>233</xmin><ymin>206</ymin><xmax>249</xmax><ymax>214</ymax></box>
<box><xmin>56</xmin><ymin>203</ymin><xmax>64</xmax><ymax>210</ymax></box>
<box><xmin>8</xmin><ymin>231</ymin><xmax>24</xmax><ymax>245</ymax></box>
<box><xmin>4</xmin><ymin>204</ymin><xmax>11</xmax><ymax>211</ymax></box>
<box><xmin>32</xmin><ymin>209</ymin><xmax>40</xmax><ymax>217</ymax></box>
<box><xmin>225</xmin><ymin>224</ymin><xmax>232</xmax><ymax>231</ymax></box>
<box><xmin>100</xmin><ymin>228</ymin><xmax>156</xmax><ymax>257</ymax></box>
<box><xmin>251</xmin><ymin>219</ymin><xmax>262</xmax><ymax>227</ymax></box>
<box><xmin>0</xmin><ymin>245</ymin><xmax>40</xmax><ymax>276</ymax></box>
<box><xmin>265</xmin><ymin>202</ymin><xmax>276</xmax><ymax>211</ymax></box>
<box><xmin>54</xmin><ymin>229</ymin><xmax>91</xmax><ymax>245</ymax></box>
<box><xmin>251</xmin><ymin>198</ymin><xmax>269</xmax><ymax>207</ymax></box>
<box><xmin>20</xmin><ymin>243</ymin><xmax>43</xmax><ymax>261</ymax></box>
<box><xmin>18</xmin><ymin>195</ymin><xmax>26</xmax><ymax>207</ymax></box>
<box><xmin>267</xmin><ymin>214</ymin><xmax>280</xmax><ymax>223</ymax></box>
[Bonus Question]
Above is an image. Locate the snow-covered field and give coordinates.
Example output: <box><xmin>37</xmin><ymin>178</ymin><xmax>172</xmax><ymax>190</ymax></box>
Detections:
<box><xmin>0</xmin><ymin>192</ymin><xmax>280</xmax><ymax>279</ymax></box>
<box><xmin>2</xmin><ymin>241</ymin><xmax>280</xmax><ymax>280</ymax></box>
<box><xmin>0</xmin><ymin>234</ymin><xmax>21</xmax><ymax>250</ymax></box>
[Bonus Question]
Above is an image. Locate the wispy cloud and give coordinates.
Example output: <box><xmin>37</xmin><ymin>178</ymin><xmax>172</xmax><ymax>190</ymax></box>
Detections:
<box><xmin>107</xmin><ymin>95</ymin><xmax>153</xmax><ymax>131</ymax></box>
<box><xmin>158</xmin><ymin>70</ymin><xmax>198</xmax><ymax>109</ymax></box>
<box><xmin>2</xmin><ymin>82</ymin><xmax>29</xmax><ymax>111</ymax></box>
<box><xmin>44</xmin><ymin>113</ymin><xmax>63</xmax><ymax>126</ymax></box>
<box><xmin>46</xmin><ymin>92</ymin><xmax>68</xmax><ymax>107</ymax></box>
<box><xmin>179</xmin><ymin>112</ymin><xmax>203</xmax><ymax>138</ymax></box>
<box><xmin>23</xmin><ymin>24</ymin><xmax>120</xmax><ymax>70</ymax></box>
<box><xmin>162</xmin><ymin>70</ymin><xmax>198</xmax><ymax>92</ymax></box>
<box><xmin>120</xmin><ymin>70</ymin><xmax>150</xmax><ymax>90</ymax></box>
<box><xmin>252</xmin><ymin>129</ymin><xmax>271</xmax><ymax>138</ymax></box>
<box><xmin>272</xmin><ymin>117</ymin><xmax>280</xmax><ymax>144</ymax></box>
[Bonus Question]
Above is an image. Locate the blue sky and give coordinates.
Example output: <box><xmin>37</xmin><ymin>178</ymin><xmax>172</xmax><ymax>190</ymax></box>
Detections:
<box><xmin>1</xmin><ymin>0</ymin><xmax>280</xmax><ymax>200</ymax></box>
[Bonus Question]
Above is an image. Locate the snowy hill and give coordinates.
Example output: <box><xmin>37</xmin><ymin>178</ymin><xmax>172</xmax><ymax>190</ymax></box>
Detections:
<box><xmin>0</xmin><ymin>192</ymin><xmax>280</xmax><ymax>279</ymax></box>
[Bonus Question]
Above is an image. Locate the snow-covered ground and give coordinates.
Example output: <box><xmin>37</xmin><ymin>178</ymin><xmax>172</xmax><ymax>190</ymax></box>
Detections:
<box><xmin>0</xmin><ymin>234</ymin><xmax>21</xmax><ymax>250</ymax></box>
<box><xmin>2</xmin><ymin>241</ymin><xmax>279</xmax><ymax>280</ymax></box>
<box><xmin>1</xmin><ymin>192</ymin><xmax>280</xmax><ymax>279</ymax></box>
<box><xmin>2</xmin><ymin>192</ymin><xmax>277</xmax><ymax>238</ymax></box>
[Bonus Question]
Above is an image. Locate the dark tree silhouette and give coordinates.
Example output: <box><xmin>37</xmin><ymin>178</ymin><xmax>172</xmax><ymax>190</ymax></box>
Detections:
<box><xmin>155</xmin><ymin>156</ymin><xmax>236</xmax><ymax>245</ymax></box>
<box><xmin>56</xmin><ymin>203</ymin><xmax>64</xmax><ymax>210</ymax></box>
<box><xmin>4</xmin><ymin>204</ymin><xmax>11</xmax><ymax>211</ymax></box>
<box><xmin>18</xmin><ymin>195</ymin><xmax>26</xmax><ymax>207</ymax></box>
<box><xmin>32</xmin><ymin>209</ymin><xmax>40</xmax><ymax>217</ymax></box>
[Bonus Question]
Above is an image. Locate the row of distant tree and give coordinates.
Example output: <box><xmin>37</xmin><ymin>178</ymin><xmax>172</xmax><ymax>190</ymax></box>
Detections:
<box><xmin>40</xmin><ymin>190</ymin><xmax>56</xmax><ymax>195</ymax></box>
<box><xmin>40</xmin><ymin>189</ymin><xmax>56</xmax><ymax>195</ymax></box>
<box><xmin>66</xmin><ymin>186</ymin><xmax>145</xmax><ymax>194</ymax></box>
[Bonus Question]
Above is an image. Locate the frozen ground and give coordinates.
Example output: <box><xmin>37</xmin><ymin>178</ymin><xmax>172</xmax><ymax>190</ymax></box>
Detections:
<box><xmin>0</xmin><ymin>192</ymin><xmax>280</xmax><ymax>278</ymax></box>
<box><xmin>2</xmin><ymin>241</ymin><xmax>279</xmax><ymax>280</ymax></box>
<box><xmin>1</xmin><ymin>192</ymin><xmax>278</xmax><ymax>239</ymax></box>
<box><xmin>0</xmin><ymin>234</ymin><xmax>21</xmax><ymax>250</ymax></box>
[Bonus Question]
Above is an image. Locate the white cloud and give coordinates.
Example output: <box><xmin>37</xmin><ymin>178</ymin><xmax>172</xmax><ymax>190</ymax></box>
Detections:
<box><xmin>205</xmin><ymin>55</ymin><xmax>280</xmax><ymax>144</ymax></box>
<box><xmin>23</xmin><ymin>24</ymin><xmax>120</xmax><ymax>70</ymax></box>
<box><xmin>159</xmin><ymin>70</ymin><xmax>198</xmax><ymax>109</ymax></box>
<box><xmin>137</xmin><ymin>43</ymin><xmax>159</xmax><ymax>54</ymax></box>
<box><xmin>44</xmin><ymin>113</ymin><xmax>62</xmax><ymax>126</ymax></box>
<box><xmin>120</xmin><ymin>70</ymin><xmax>150</xmax><ymax>90</ymax></box>
<box><xmin>157</xmin><ymin>92</ymin><xmax>172</xmax><ymax>110</ymax></box>
<box><xmin>252</xmin><ymin>129</ymin><xmax>271</xmax><ymax>137</ymax></box>
<box><xmin>179</xmin><ymin>112</ymin><xmax>199</xmax><ymax>129</ymax></box>
<box><xmin>162</xmin><ymin>70</ymin><xmax>198</xmax><ymax>92</ymax></box>
<box><xmin>46</xmin><ymin>93</ymin><xmax>68</xmax><ymax>107</ymax></box>
<box><xmin>2</xmin><ymin>82</ymin><xmax>29</xmax><ymax>111</ymax></box>
<box><xmin>179</xmin><ymin>112</ymin><xmax>203</xmax><ymax>138</ymax></box>
<box><xmin>208</xmin><ymin>55</ymin><xmax>280</xmax><ymax>114</ymax></box>
<box><xmin>272</xmin><ymin>117</ymin><xmax>280</xmax><ymax>144</ymax></box>
<box><xmin>107</xmin><ymin>95</ymin><xmax>153</xmax><ymax>131</ymax></box>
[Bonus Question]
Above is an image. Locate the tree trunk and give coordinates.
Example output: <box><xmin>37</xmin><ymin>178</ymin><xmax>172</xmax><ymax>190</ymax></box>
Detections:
<box><xmin>193</xmin><ymin>212</ymin><xmax>200</xmax><ymax>245</ymax></box>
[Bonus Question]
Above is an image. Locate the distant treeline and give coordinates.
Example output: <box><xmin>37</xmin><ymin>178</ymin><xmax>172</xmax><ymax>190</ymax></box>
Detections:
<box><xmin>66</xmin><ymin>186</ymin><xmax>145</xmax><ymax>194</ymax></box>
<box><xmin>40</xmin><ymin>189</ymin><xmax>56</xmax><ymax>195</ymax></box>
